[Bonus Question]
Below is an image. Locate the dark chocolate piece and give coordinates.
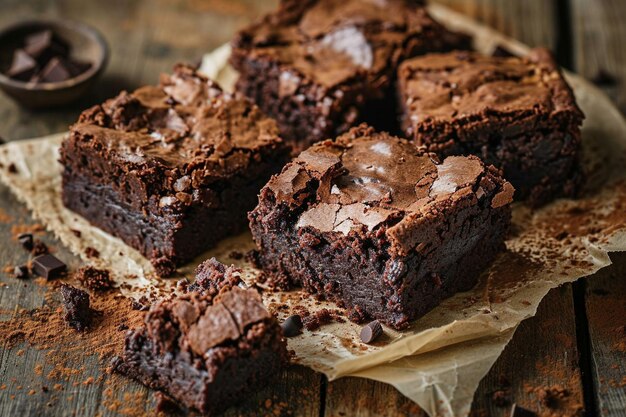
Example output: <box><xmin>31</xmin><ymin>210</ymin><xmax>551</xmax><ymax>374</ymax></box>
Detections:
<box><xmin>17</xmin><ymin>233</ymin><xmax>34</xmax><ymax>251</ymax></box>
<box><xmin>360</xmin><ymin>320</ymin><xmax>383</xmax><ymax>344</ymax></box>
<box><xmin>24</xmin><ymin>30</ymin><xmax>70</xmax><ymax>65</ymax></box>
<box><xmin>281</xmin><ymin>315</ymin><xmax>303</xmax><ymax>337</ymax></box>
<box><xmin>114</xmin><ymin>284</ymin><xmax>288</xmax><ymax>415</ymax></box>
<box><xmin>39</xmin><ymin>57</ymin><xmax>72</xmax><ymax>83</ymax></box>
<box><xmin>59</xmin><ymin>284</ymin><xmax>93</xmax><ymax>331</ymax></box>
<box><xmin>13</xmin><ymin>265</ymin><xmax>29</xmax><ymax>279</ymax></box>
<box><xmin>249</xmin><ymin>124</ymin><xmax>513</xmax><ymax>329</ymax></box>
<box><xmin>230</xmin><ymin>0</ymin><xmax>471</xmax><ymax>152</ymax></box>
<box><xmin>397</xmin><ymin>49</ymin><xmax>584</xmax><ymax>207</ymax></box>
<box><xmin>32</xmin><ymin>254</ymin><xmax>67</xmax><ymax>279</ymax></box>
<box><xmin>6</xmin><ymin>49</ymin><xmax>38</xmax><ymax>81</ymax></box>
<box><xmin>60</xmin><ymin>64</ymin><xmax>289</xmax><ymax>276</ymax></box>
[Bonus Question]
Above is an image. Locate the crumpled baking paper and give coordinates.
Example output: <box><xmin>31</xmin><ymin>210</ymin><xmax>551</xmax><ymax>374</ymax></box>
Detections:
<box><xmin>1</xmin><ymin>4</ymin><xmax>626</xmax><ymax>416</ymax></box>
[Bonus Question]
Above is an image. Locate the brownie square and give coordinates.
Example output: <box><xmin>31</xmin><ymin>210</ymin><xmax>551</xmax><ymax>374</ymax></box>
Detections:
<box><xmin>249</xmin><ymin>124</ymin><xmax>514</xmax><ymax>329</ymax></box>
<box><xmin>60</xmin><ymin>64</ymin><xmax>289</xmax><ymax>275</ymax></box>
<box><xmin>230</xmin><ymin>0</ymin><xmax>470</xmax><ymax>152</ymax></box>
<box><xmin>397</xmin><ymin>48</ymin><xmax>584</xmax><ymax>206</ymax></box>
<box><xmin>114</xmin><ymin>279</ymin><xmax>287</xmax><ymax>415</ymax></box>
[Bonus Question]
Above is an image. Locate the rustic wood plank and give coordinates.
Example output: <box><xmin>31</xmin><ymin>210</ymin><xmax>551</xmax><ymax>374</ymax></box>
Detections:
<box><xmin>571</xmin><ymin>0</ymin><xmax>626</xmax><ymax>113</ymax></box>
<box><xmin>583</xmin><ymin>253</ymin><xmax>626</xmax><ymax>417</ymax></box>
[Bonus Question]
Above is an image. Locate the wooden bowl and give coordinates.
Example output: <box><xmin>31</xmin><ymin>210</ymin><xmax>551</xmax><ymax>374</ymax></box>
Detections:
<box><xmin>0</xmin><ymin>20</ymin><xmax>108</xmax><ymax>109</ymax></box>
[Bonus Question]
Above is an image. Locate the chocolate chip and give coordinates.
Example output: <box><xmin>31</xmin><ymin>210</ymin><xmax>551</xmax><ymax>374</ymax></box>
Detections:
<box><xmin>13</xmin><ymin>265</ymin><xmax>29</xmax><ymax>279</ymax></box>
<box><xmin>281</xmin><ymin>314</ymin><xmax>303</xmax><ymax>337</ymax></box>
<box><xmin>510</xmin><ymin>404</ymin><xmax>537</xmax><ymax>417</ymax></box>
<box><xmin>6</xmin><ymin>49</ymin><xmax>37</xmax><ymax>81</ymax></box>
<box><xmin>32</xmin><ymin>254</ymin><xmax>66</xmax><ymax>279</ymax></box>
<box><xmin>360</xmin><ymin>320</ymin><xmax>383</xmax><ymax>344</ymax></box>
<box><xmin>17</xmin><ymin>233</ymin><xmax>34</xmax><ymax>251</ymax></box>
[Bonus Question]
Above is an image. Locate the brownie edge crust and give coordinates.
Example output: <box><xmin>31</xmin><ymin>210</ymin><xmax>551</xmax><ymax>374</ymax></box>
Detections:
<box><xmin>60</xmin><ymin>64</ymin><xmax>289</xmax><ymax>275</ymax></box>
<box><xmin>249</xmin><ymin>124</ymin><xmax>514</xmax><ymax>329</ymax></box>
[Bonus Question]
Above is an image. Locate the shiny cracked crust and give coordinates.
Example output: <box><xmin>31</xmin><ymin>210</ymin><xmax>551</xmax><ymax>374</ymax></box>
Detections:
<box><xmin>262</xmin><ymin>124</ymin><xmax>514</xmax><ymax>256</ymax></box>
<box><xmin>63</xmin><ymin>64</ymin><xmax>287</xmax><ymax>213</ymax></box>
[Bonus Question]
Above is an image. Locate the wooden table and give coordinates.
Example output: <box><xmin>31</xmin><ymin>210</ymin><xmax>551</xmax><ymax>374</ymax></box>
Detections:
<box><xmin>0</xmin><ymin>1</ymin><xmax>624</xmax><ymax>416</ymax></box>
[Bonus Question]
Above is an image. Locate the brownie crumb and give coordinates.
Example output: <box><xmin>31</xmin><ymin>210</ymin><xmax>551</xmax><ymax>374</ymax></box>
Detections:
<box><xmin>187</xmin><ymin>258</ymin><xmax>242</xmax><ymax>297</ymax></box>
<box><xmin>7</xmin><ymin>163</ymin><xmax>17</xmax><ymax>173</ymax></box>
<box><xmin>537</xmin><ymin>385</ymin><xmax>570</xmax><ymax>409</ymax></box>
<box><xmin>31</xmin><ymin>239</ymin><xmax>49</xmax><ymax>256</ymax></box>
<box><xmin>302</xmin><ymin>308</ymin><xmax>344</xmax><ymax>331</ymax></box>
<box><xmin>85</xmin><ymin>247</ymin><xmax>100</xmax><ymax>258</ymax></box>
<box><xmin>118</xmin><ymin>324</ymin><xmax>128</xmax><ymax>331</ymax></box>
<box><xmin>59</xmin><ymin>284</ymin><xmax>94</xmax><ymax>331</ymax></box>
<box><xmin>155</xmin><ymin>391</ymin><xmax>182</xmax><ymax>415</ymax></box>
<box><xmin>75</xmin><ymin>266</ymin><xmax>113</xmax><ymax>291</ymax></box>
<box><xmin>70</xmin><ymin>229</ymin><xmax>82</xmax><ymax>238</ymax></box>
<box><xmin>491</xmin><ymin>389</ymin><xmax>510</xmax><ymax>407</ymax></box>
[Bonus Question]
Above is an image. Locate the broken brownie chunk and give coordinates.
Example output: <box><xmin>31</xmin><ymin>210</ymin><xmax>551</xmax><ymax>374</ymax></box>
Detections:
<box><xmin>60</xmin><ymin>284</ymin><xmax>94</xmax><ymax>331</ymax></box>
<box><xmin>187</xmin><ymin>257</ymin><xmax>243</xmax><ymax>296</ymax></box>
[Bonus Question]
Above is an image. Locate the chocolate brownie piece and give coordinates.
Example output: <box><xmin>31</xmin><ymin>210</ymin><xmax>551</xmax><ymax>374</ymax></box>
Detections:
<box><xmin>230</xmin><ymin>0</ymin><xmax>470</xmax><ymax>152</ymax></box>
<box><xmin>113</xmin><ymin>286</ymin><xmax>288</xmax><ymax>415</ymax></box>
<box><xmin>60</xmin><ymin>64</ymin><xmax>289</xmax><ymax>275</ymax></box>
<box><xmin>60</xmin><ymin>284</ymin><xmax>94</xmax><ymax>331</ymax></box>
<box><xmin>249</xmin><ymin>124</ymin><xmax>514</xmax><ymax>329</ymax></box>
<box><xmin>397</xmin><ymin>49</ymin><xmax>584</xmax><ymax>206</ymax></box>
<box><xmin>187</xmin><ymin>257</ymin><xmax>243</xmax><ymax>296</ymax></box>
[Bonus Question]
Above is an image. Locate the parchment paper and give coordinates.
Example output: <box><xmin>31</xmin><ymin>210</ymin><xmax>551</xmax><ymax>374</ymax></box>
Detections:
<box><xmin>1</xmin><ymin>5</ymin><xmax>626</xmax><ymax>416</ymax></box>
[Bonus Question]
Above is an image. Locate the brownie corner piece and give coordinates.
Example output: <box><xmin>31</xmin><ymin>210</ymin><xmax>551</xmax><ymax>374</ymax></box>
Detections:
<box><xmin>249</xmin><ymin>124</ymin><xmax>513</xmax><ymax>329</ymax></box>
<box><xmin>59</xmin><ymin>64</ymin><xmax>289</xmax><ymax>276</ymax></box>
<box><xmin>397</xmin><ymin>48</ymin><xmax>584</xmax><ymax>206</ymax></box>
<box><xmin>230</xmin><ymin>0</ymin><xmax>470</xmax><ymax>152</ymax></box>
<box><xmin>115</xmin><ymin>285</ymin><xmax>288</xmax><ymax>415</ymax></box>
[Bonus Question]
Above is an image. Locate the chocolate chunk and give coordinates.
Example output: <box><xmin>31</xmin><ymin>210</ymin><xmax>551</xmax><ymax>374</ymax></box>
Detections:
<box><xmin>13</xmin><ymin>265</ymin><xmax>29</xmax><ymax>279</ymax></box>
<box><xmin>59</xmin><ymin>284</ymin><xmax>93</xmax><ymax>331</ymax></box>
<box><xmin>510</xmin><ymin>404</ymin><xmax>537</xmax><ymax>417</ymax></box>
<box><xmin>154</xmin><ymin>391</ymin><xmax>181</xmax><ymax>415</ymax></box>
<box><xmin>281</xmin><ymin>315</ymin><xmax>303</xmax><ymax>337</ymax></box>
<box><xmin>6</xmin><ymin>49</ymin><xmax>38</xmax><ymax>81</ymax></box>
<box><xmin>17</xmin><ymin>233</ymin><xmax>34</xmax><ymax>251</ymax></box>
<box><xmin>24</xmin><ymin>30</ymin><xmax>70</xmax><ymax>65</ymax></box>
<box><xmin>360</xmin><ymin>320</ymin><xmax>383</xmax><ymax>344</ymax></box>
<box><xmin>32</xmin><ymin>254</ymin><xmax>66</xmax><ymax>279</ymax></box>
<box><xmin>39</xmin><ymin>57</ymin><xmax>72</xmax><ymax>83</ymax></box>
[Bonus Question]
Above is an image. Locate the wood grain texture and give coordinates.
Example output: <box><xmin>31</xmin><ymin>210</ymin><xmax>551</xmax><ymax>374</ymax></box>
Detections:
<box><xmin>583</xmin><ymin>253</ymin><xmax>626</xmax><ymax>417</ymax></box>
<box><xmin>571</xmin><ymin>0</ymin><xmax>626</xmax><ymax>113</ymax></box>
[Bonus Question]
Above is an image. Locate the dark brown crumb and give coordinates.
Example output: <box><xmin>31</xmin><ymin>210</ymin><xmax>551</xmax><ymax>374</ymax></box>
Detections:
<box><xmin>7</xmin><ymin>163</ymin><xmax>17</xmax><ymax>173</ymax></box>
<box><xmin>537</xmin><ymin>385</ymin><xmax>570</xmax><ymax>409</ymax></box>
<box><xmin>85</xmin><ymin>247</ymin><xmax>100</xmax><ymax>259</ymax></box>
<box><xmin>302</xmin><ymin>308</ymin><xmax>344</xmax><ymax>331</ymax></box>
<box><xmin>155</xmin><ymin>391</ymin><xmax>182</xmax><ymax>415</ymax></box>
<box><xmin>17</xmin><ymin>233</ymin><xmax>34</xmax><ymax>251</ymax></box>
<box><xmin>59</xmin><ymin>284</ymin><xmax>94</xmax><ymax>332</ymax></box>
<box><xmin>13</xmin><ymin>265</ymin><xmax>29</xmax><ymax>279</ymax></box>
<box><xmin>491</xmin><ymin>389</ymin><xmax>510</xmax><ymax>407</ymax></box>
<box><xmin>70</xmin><ymin>229</ymin><xmax>82</xmax><ymax>238</ymax></box>
<box><xmin>75</xmin><ymin>266</ymin><xmax>113</xmax><ymax>291</ymax></box>
<box><xmin>31</xmin><ymin>240</ymin><xmax>49</xmax><ymax>256</ymax></box>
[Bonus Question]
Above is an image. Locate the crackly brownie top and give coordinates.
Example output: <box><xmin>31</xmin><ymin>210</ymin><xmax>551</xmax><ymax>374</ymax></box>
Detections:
<box><xmin>144</xmin><ymin>287</ymin><xmax>274</xmax><ymax>360</ymax></box>
<box><xmin>232</xmin><ymin>0</ymin><xmax>457</xmax><ymax>89</ymax></box>
<box><xmin>71</xmin><ymin>64</ymin><xmax>284</xmax><ymax>187</ymax></box>
<box><xmin>264</xmin><ymin>124</ymin><xmax>513</xmax><ymax>254</ymax></box>
<box><xmin>398</xmin><ymin>48</ymin><xmax>584</xmax><ymax>128</ymax></box>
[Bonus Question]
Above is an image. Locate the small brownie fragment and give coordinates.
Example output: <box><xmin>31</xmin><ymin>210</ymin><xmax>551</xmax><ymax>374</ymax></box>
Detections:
<box><xmin>249</xmin><ymin>124</ymin><xmax>513</xmax><ymax>329</ymax></box>
<box><xmin>17</xmin><ymin>233</ymin><xmax>34</xmax><ymax>251</ymax></box>
<box><xmin>59</xmin><ymin>284</ymin><xmax>93</xmax><ymax>331</ymax></box>
<box><xmin>397</xmin><ymin>49</ymin><xmax>584</xmax><ymax>206</ymax></box>
<box><xmin>32</xmin><ymin>254</ymin><xmax>66</xmax><ymax>279</ymax></box>
<box><xmin>60</xmin><ymin>64</ymin><xmax>289</xmax><ymax>276</ymax></box>
<box><xmin>281</xmin><ymin>315</ymin><xmax>303</xmax><ymax>337</ymax></box>
<box><xmin>75</xmin><ymin>266</ymin><xmax>113</xmax><ymax>291</ymax></box>
<box><xmin>31</xmin><ymin>240</ymin><xmax>49</xmax><ymax>256</ymax></box>
<box><xmin>360</xmin><ymin>320</ymin><xmax>383</xmax><ymax>344</ymax></box>
<box><xmin>187</xmin><ymin>257</ymin><xmax>243</xmax><ymax>297</ymax></box>
<box><xmin>13</xmin><ymin>265</ymin><xmax>29</xmax><ymax>279</ymax></box>
<box><xmin>113</xmin><ymin>286</ymin><xmax>288</xmax><ymax>415</ymax></box>
<box><xmin>230</xmin><ymin>0</ymin><xmax>470</xmax><ymax>151</ymax></box>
